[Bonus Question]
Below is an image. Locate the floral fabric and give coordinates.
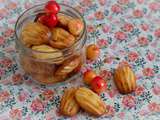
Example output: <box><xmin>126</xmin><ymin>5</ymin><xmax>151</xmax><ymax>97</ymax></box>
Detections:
<box><xmin>0</xmin><ymin>0</ymin><xmax>160</xmax><ymax>119</ymax></box>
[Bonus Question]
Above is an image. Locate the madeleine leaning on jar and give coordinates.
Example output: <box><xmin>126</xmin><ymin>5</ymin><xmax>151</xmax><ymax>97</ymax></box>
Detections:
<box><xmin>15</xmin><ymin>2</ymin><xmax>87</xmax><ymax>85</ymax></box>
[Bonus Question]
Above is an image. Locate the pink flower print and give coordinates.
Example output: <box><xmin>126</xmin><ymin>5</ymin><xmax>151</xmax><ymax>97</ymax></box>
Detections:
<box><xmin>7</xmin><ymin>2</ymin><xmax>17</xmax><ymax>10</ymax></box>
<box><xmin>108</xmin><ymin>15</ymin><xmax>112</xmax><ymax>21</ymax></box>
<box><xmin>137</xmin><ymin>0</ymin><xmax>144</xmax><ymax>4</ymax></box>
<box><xmin>152</xmin><ymin>85</ymin><xmax>160</xmax><ymax>95</ymax></box>
<box><xmin>123</xmin><ymin>23</ymin><xmax>134</xmax><ymax>32</ymax></box>
<box><xmin>100</xmin><ymin>69</ymin><xmax>112</xmax><ymax>80</ymax></box>
<box><xmin>118</xmin><ymin>0</ymin><xmax>129</xmax><ymax>4</ymax></box>
<box><xmin>139</xmin><ymin>109</ymin><xmax>149</xmax><ymax>116</ymax></box>
<box><xmin>105</xmin><ymin>105</ymin><xmax>115</xmax><ymax>116</ymax></box>
<box><xmin>99</xmin><ymin>0</ymin><xmax>106</xmax><ymax>6</ymax></box>
<box><xmin>122</xmin><ymin>95</ymin><xmax>136</xmax><ymax>108</ymax></box>
<box><xmin>24</xmin><ymin>2</ymin><xmax>32</xmax><ymax>9</ymax></box>
<box><xmin>148</xmin><ymin>102</ymin><xmax>160</xmax><ymax>112</ymax></box>
<box><xmin>8</xmin><ymin>18</ymin><xmax>17</xmax><ymax>24</ymax></box>
<box><xmin>149</xmin><ymin>2</ymin><xmax>160</xmax><ymax>11</ymax></box>
<box><xmin>133</xmin><ymin>9</ymin><xmax>143</xmax><ymax>18</ymax></box>
<box><xmin>135</xmin><ymin>86</ymin><xmax>144</xmax><ymax>96</ymax></box>
<box><xmin>0</xmin><ymin>91</ymin><xmax>10</xmax><ymax>102</ymax></box>
<box><xmin>97</xmin><ymin>39</ymin><xmax>108</xmax><ymax>48</ymax></box>
<box><xmin>150</xmin><ymin>41</ymin><xmax>157</xmax><ymax>48</ymax></box>
<box><xmin>115</xmin><ymin>31</ymin><xmax>126</xmax><ymax>40</ymax></box>
<box><xmin>32</xmin><ymin>86</ymin><xmax>41</xmax><ymax>92</ymax></box>
<box><xmin>102</xmin><ymin>25</ymin><xmax>110</xmax><ymax>33</ymax></box>
<box><xmin>118</xmin><ymin>112</ymin><xmax>125</xmax><ymax>119</ymax></box>
<box><xmin>45</xmin><ymin>109</ymin><xmax>56</xmax><ymax>120</ymax></box>
<box><xmin>31</xmin><ymin>98</ymin><xmax>44</xmax><ymax>112</ymax></box>
<box><xmin>87</xmin><ymin>14</ymin><xmax>94</xmax><ymax>20</ymax></box>
<box><xmin>9</xmin><ymin>108</ymin><xmax>22</xmax><ymax>120</ymax></box>
<box><xmin>107</xmin><ymin>89</ymin><xmax>118</xmax><ymax>98</ymax></box>
<box><xmin>119</xmin><ymin>60</ymin><xmax>131</xmax><ymax>68</ymax></box>
<box><xmin>119</xmin><ymin>49</ymin><xmax>127</xmax><ymax>55</ymax></box>
<box><xmin>25</xmin><ymin>116</ymin><xmax>32</xmax><ymax>120</ymax></box>
<box><xmin>111</xmin><ymin>4</ymin><xmax>122</xmax><ymax>13</ymax></box>
<box><xmin>143</xmin><ymin>68</ymin><xmax>155</xmax><ymax>77</ymax></box>
<box><xmin>87</xmin><ymin>25</ymin><xmax>95</xmax><ymax>33</ymax></box>
<box><xmin>104</xmin><ymin>56</ymin><xmax>114</xmax><ymax>64</ymax></box>
<box><xmin>128</xmin><ymin>51</ymin><xmax>139</xmax><ymax>62</ymax></box>
<box><xmin>42</xmin><ymin>89</ymin><xmax>54</xmax><ymax>101</ymax></box>
<box><xmin>18</xmin><ymin>91</ymin><xmax>29</xmax><ymax>102</ymax></box>
<box><xmin>128</xmin><ymin>43</ymin><xmax>137</xmax><ymax>48</ymax></box>
<box><xmin>12</xmin><ymin>73</ymin><xmax>23</xmax><ymax>84</ymax></box>
<box><xmin>136</xmin><ymin>73</ymin><xmax>143</xmax><ymax>80</ymax></box>
<box><xmin>0</xmin><ymin>37</ymin><xmax>4</xmax><ymax>45</ymax></box>
<box><xmin>154</xmin><ymin>28</ymin><xmax>160</xmax><ymax>37</ymax></box>
<box><xmin>110</xmin><ymin>44</ymin><xmax>117</xmax><ymax>49</ymax></box>
<box><xmin>94</xmin><ymin>11</ymin><xmax>104</xmax><ymax>20</ymax></box>
<box><xmin>46</xmin><ymin>115</ymin><xmax>54</xmax><ymax>120</ymax></box>
<box><xmin>138</xmin><ymin>37</ymin><xmax>149</xmax><ymax>46</ymax></box>
<box><xmin>141</xmin><ymin>24</ymin><xmax>149</xmax><ymax>31</ymax></box>
<box><xmin>81</xmin><ymin>0</ymin><xmax>92</xmax><ymax>7</ymax></box>
<box><xmin>147</xmin><ymin>52</ymin><xmax>155</xmax><ymax>61</ymax></box>
<box><xmin>4</xmin><ymin>29</ymin><xmax>14</xmax><ymax>37</ymax></box>
<box><xmin>0</xmin><ymin>8</ymin><xmax>8</xmax><ymax>19</ymax></box>
<box><xmin>1</xmin><ymin>58</ymin><xmax>12</xmax><ymax>68</ymax></box>
<box><xmin>0</xmin><ymin>69</ymin><xmax>5</xmax><ymax>77</ymax></box>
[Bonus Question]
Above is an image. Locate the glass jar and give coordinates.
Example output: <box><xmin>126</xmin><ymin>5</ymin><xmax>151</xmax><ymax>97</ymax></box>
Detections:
<box><xmin>15</xmin><ymin>3</ymin><xmax>87</xmax><ymax>85</ymax></box>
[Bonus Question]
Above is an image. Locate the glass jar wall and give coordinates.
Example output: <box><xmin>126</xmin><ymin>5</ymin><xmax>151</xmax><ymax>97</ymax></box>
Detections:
<box><xmin>15</xmin><ymin>4</ymin><xmax>87</xmax><ymax>85</ymax></box>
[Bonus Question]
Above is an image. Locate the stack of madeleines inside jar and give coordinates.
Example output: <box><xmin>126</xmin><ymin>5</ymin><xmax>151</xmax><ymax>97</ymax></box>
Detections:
<box><xmin>20</xmin><ymin>1</ymin><xmax>85</xmax><ymax>84</ymax></box>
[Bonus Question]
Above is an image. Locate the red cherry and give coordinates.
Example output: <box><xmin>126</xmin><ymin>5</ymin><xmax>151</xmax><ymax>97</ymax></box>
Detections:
<box><xmin>43</xmin><ymin>13</ymin><xmax>58</xmax><ymax>28</ymax></box>
<box><xmin>45</xmin><ymin>0</ymin><xmax>60</xmax><ymax>14</ymax></box>
<box><xmin>91</xmin><ymin>76</ymin><xmax>107</xmax><ymax>94</ymax></box>
<box><xmin>36</xmin><ymin>15</ymin><xmax>46</xmax><ymax>24</ymax></box>
<box><xmin>34</xmin><ymin>13</ymin><xmax>46</xmax><ymax>23</ymax></box>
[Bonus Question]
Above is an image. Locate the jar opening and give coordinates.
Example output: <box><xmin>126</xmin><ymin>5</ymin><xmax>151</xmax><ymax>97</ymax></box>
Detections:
<box><xmin>15</xmin><ymin>3</ymin><xmax>87</xmax><ymax>55</ymax></box>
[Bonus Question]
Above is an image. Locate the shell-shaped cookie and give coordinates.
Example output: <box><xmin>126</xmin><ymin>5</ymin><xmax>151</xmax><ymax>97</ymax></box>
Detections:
<box><xmin>55</xmin><ymin>55</ymin><xmax>81</xmax><ymax>76</ymax></box>
<box><xmin>32</xmin><ymin>44</ymin><xmax>64</xmax><ymax>63</ymax></box>
<box><xmin>20</xmin><ymin>22</ymin><xmax>50</xmax><ymax>47</ymax></box>
<box><xmin>50</xmin><ymin>27</ymin><xmax>75</xmax><ymax>49</ymax></box>
<box><xmin>114</xmin><ymin>66</ymin><xmax>136</xmax><ymax>94</ymax></box>
<box><xmin>68</xmin><ymin>19</ymin><xmax>84</xmax><ymax>36</ymax></box>
<box><xmin>60</xmin><ymin>88</ymin><xmax>80</xmax><ymax>116</ymax></box>
<box><xmin>57</xmin><ymin>14</ymin><xmax>72</xmax><ymax>27</ymax></box>
<box><xmin>75</xmin><ymin>87</ymin><xmax>106</xmax><ymax>116</ymax></box>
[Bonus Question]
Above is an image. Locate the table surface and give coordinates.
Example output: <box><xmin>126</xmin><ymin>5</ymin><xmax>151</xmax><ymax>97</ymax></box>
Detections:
<box><xmin>0</xmin><ymin>0</ymin><xmax>160</xmax><ymax>120</ymax></box>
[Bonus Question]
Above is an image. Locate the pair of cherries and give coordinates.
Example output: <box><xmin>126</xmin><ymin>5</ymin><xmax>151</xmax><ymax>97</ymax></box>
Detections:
<box><xmin>37</xmin><ymin>0</ymin><xmax>60</xmax><ymax>28</ymax></box>
<box><xmin>83</xmin><ymin>70</ymin><xmax>107</xmax><ymax>94</ymax></box>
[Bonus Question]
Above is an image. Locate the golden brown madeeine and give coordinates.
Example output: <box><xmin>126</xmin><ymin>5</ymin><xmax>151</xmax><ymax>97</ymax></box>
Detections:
<box><xmin>114</xmin><ymin>66</ymin><xmax>136</xmax><ymax>94</ymax></box>
<box><xmin>75</xmin><ymin>87</ymin><xmax>106</xmax><ymax>116</ymax></box>
<box><xmin>60</xmin><ymin>88</ymin><xmax>80</xmax><ymax>116</ymax></box>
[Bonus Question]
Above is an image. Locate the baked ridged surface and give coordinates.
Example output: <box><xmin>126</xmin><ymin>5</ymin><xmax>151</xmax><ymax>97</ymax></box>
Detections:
<box><xmin>114</xmin><ymin>66</ymin><xmax>136</xmax><ymax>94</ymax></box>
<box><xmin>75</xmin><ymin>87</ymin><xmax>106</xmax><ymax>116</ymax></box>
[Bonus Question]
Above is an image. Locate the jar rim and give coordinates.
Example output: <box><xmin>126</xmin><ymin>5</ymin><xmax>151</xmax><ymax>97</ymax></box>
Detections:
<box><xmin>15</xmin><ymin>3</ymin><xmax>87</xmax><ymax>54</ymax></box>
